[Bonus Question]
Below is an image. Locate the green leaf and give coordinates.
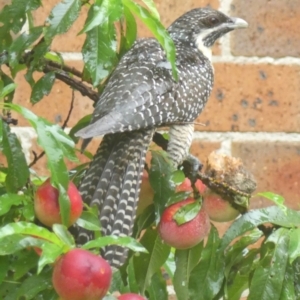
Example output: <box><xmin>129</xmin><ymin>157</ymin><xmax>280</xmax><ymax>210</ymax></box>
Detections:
<box><xmin>147</xmin><ymin>271</ymin><xmax>168</xmax><ymax>300</ymax></box>
<box><xmin>5</xmin><ymin>103</ymin><xmax>78</xmax><ymax>226</ymax></box>
<box><xmin>120</xmin><ymin>5</ymin><xmax>137</xmax><ymax>53</ymax></box>
<box><xmin>173</xmin><ymin>201</ymin><xmax>201</xmax><ymax>225</ymax></box>
<box><xmin>0</xmin><ymin>256</ymin><xmax>10</xmax><ymax>284</ymax></box>
<box><xmin>225</xmin><ymin>249</ymin><xmax>259</xmax><ymax>300</ymax></box>
<box><xmin>141</xmin><ymin>0</ymin><xmax>160</xmax><ymax>20</ymax></box>
<box><xmin>293</xmin><ymin>257</ymin><xmax>300</xmax><ymax>298</ymax></box>
<box><xmin>30</xmin><ymin>72</ymin><xmax>56</xmax><ymax>104</ymax></box>
<box><xmin>2</xmin><ymin>122</ymin><xmax>30</xmax><ymax>192</ymax></box>
<box><xmin>38</xmin><ymin>242</ymin><xmax>65</xmax><ymax>273</ymax></box>
<box><xmin>225</xmin><ymin>228</ymin><xmax>263</xmax><ymax>268</ymax></box>
<box><xmin>8</xmin><ymin>26</ymin><xmax>43</xmax><ymax>71</ymax></box>
<box><xmin>0</xmin><ymin>222</ymin><xmax>63</xmax><ymax>246</ymax></box>
<box><xmin>82</xmin><ymin>235</ymin><xmax>147</xmax><ymax>253</ymax></box>
<box><xmin>16</xmin><ymin>270</ymin><xmax>53</xmax><ymax>299</ymax></box>
<box><xmin>149</xmin><ymin>151</ymin><xmax>176</xmax><ymax>223</ymax></box>
<box><xmin>133</xmin><ymin>204</ymin><xmax>155</xmax><ymax>238</ymax></box>
<box><xmin>80</xmin><ymin>0</ymin><xmax>123</xmax><ymax>33</ymax></box>
<box><xmin>11</xmin><ymin>250</ymin><xmax>39</xmax><ymax>280</ymax></box>
<box><xmin>0</xmin><ymin>73</ymin><xmax>15</xmax><ymax>102</ymax></box>
<box><xmin>257</xmin><ymin>192</ymin><xmax>287</xmax><ymax>213</ymax></box>
<box><xmin>44</xmin><ymin>0</ymin><xmax>81</xmax><ymax>41</ymax></box>
<box><xmin>82</xmin><ymin>19</ymin><xmax>118</xmax><ymax>86</ymax></box>
<box><xmin>170</xmin><ymin>170</ymin><xmax>185</xmax><ymax>184</ymax></box>
<box><xmin>221</xmin><ymin>206</ymin><xmax>300</xmax><ymax>251</ymax></box>
<box><xmin>0</xmin><ymin>0</ymin><xmax>41</xmax><ymax>34</ymax></box>
<box><xmin>0</xmin><ymin>193</ymin><xmax>24</xmax><ymax>216</ymax></box>
<box><xmin>52</xmin><ymin>224</ymin><xmax>75</xmax><ymax>247</ymax></box>
<box><xmin>133</xmin><ymin>228</ymin><xmax>170</xmax><ymax>293</ymax></box>
<box><xmin>0</xmin><ymin>234</ymin><xmax>44</xmax><ymax>255</ymax></box>
<box><xmin>122</xmin><ymin>0</ymin><xmax>177</xmax><ymax>80</ymax></box>
<box><xmin>76</xmin><ymin>210</ymin><xmax>102</xmax><ymax>231</ymax></box>
<box><xmin>173</xmin><ymin>243</ymin><xmax>203</xmax><ymax>300</ymax></box>
<box><xmin>0</xmin><ymin>83</ymin><xmax>17</xmax><ymax>100</ymax></box>
<box><xmin>248</xmin><ymin>228</ymin><xmax>290</xmax><ymax>300</ymax></box>
<box><xmin>288</xmin><ymin>228</ymin><xmax>300</xmax><ymax>263</ymax></box>
<box><xmin>279</xmin><ymin>263</ymin><xmax>296</xmax><ymax>300</ymax></box>
<box><xmin>127</xmin><ymin>257</ymin><xmax>139</xmax><ymax>293</ymax></box>
<box><xmin>189</xmin><ymin>225</ymin><xmax>224</xmax><ymax>300</ymax></box>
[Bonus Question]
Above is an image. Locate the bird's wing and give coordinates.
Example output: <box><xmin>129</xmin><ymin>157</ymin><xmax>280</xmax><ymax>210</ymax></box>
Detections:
<box><xmin>76</xmin><ymin>39</ymin><xmax>213</xmax><ymax>139</ymax></box>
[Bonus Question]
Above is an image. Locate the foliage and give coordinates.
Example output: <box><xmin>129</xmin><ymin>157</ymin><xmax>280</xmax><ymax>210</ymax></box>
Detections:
<box><xmin>0</xmin><ymin>1</ymin><xmax>299</xmax><ymax>299</ymax></box>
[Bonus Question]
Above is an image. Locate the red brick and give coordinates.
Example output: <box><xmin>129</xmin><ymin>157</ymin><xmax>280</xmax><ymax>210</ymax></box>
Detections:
<box><xmin>231</xmin><ymin>0</ymin><xmax>300</xmax><ymax>57</ymax></box>
<box><xmin>190</xmin><ymin>140</ymin><xmax>221</xmax><ymax>164</ymax></box>
<box><xmin>10</xmin><ymin>61</ymin><xmax>94</xmax><ymax>128</ymax></box>
<box><xmin>198</xmin><ymin>63</ymin><xmax>300</xmax><ymax>132</ymax></box>
<box><xmin>232</xmin><ymin>141</ymin><xmax>300</xmax><ymax>210</ymax></box>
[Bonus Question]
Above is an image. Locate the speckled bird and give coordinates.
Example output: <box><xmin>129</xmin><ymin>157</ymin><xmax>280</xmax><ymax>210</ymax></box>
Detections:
<box><xmin>75</xmin><ymin>7</ymin><xmax>248</xmax><ymax>268</ymax></box>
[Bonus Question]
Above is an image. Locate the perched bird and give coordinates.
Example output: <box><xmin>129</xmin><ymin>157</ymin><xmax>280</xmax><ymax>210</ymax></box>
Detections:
<box><xmin>75</xmin><ymin>7</ymin><xmax>248</xmax><ymax>268</ymax></box>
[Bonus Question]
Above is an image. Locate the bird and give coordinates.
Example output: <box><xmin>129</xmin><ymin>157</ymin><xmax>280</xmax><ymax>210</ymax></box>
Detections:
<box><xmin>75</xmin><ymin>7</ymin><xmax>248</xmax><ymax>268</ymax></box>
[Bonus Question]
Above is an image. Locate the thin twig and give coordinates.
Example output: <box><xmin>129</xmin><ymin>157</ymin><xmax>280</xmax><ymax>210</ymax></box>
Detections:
<box><xmin>28</xmin><ymin>151</ymin><xmax>45</xmax><ymax>168</ymax></box>
<box><xmin>47</xmin><ymin>60</ymin><xmax>83</xmax><ymax>78</ymax></box>
<box><xmin>42</xmin><ymin>65</ymin><xmax>98</xmax><ymax>102</ymax></box>
<box><xmin>62</xmin><ymin>89</ymin><xmax>75</xmax><ymax>130</ymax></box>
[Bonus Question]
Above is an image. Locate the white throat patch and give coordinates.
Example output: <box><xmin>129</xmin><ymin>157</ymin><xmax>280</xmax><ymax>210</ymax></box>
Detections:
<box><xmin>194</xmin><ymin>28</ymin><xmax>215</xmax><ymax>62</ymax></box>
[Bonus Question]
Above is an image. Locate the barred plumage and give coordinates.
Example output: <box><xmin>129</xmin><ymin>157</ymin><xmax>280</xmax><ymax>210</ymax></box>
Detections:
<box><xmin>75</xmin><ymin>7</ymin><xmax>247</xmax><ymax>268</ymax></box>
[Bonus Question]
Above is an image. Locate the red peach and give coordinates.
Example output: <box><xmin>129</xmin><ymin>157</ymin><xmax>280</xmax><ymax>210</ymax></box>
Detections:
<box><xmin>202</xmin><ymin>190</ymin><xmax>240</xmax><ymax>222</ymax></box>
<box><xmin>176</xmin><ymin>178</ymin><xmax>206</xmax><ymax>194</ymax></box>
<box><xmin>158</xmin><ymin>198</ymin><xmax>211</xmax><ymax>249</ymax></box>
<box><xmin>34</xmin><ymin>179</ymin><xmax>83</xmax><ymax>228</ymax></box>
<box><xmin>52</xmin><ymin>249</ymin><xmax>112</xmax><ymax>300</ymax></box>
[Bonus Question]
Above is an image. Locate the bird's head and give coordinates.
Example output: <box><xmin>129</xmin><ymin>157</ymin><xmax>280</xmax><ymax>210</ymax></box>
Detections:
<box><xmin>168</xmin><ymin>7</ymin><xmax>248</xmax><ymax>58</ymax></box>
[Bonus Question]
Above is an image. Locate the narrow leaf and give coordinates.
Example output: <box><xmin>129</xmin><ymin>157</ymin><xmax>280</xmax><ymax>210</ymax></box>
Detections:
<box><xmin>30</xmin><ymin>72</ymin><xmax>56</xmax><ymax>104</ymax></box>
<box><xmin>134</xmin><ymin>228</ymin><xmax>170</xmax><ymax>293</ymax></box>
<box><xmin>0</xmin><ymin>222</ymin><xmax>63</xmax><ymax>246</ymax></box>
<box><xmin>141</xmin><ymin>0</ymin><xmax>160</xmax><ymax>20</ymax></box>
<box><xmin>288</xmin><ymin>228</ymin><xmax>300</xmax><ymax>263</ymax></box>
<box><xmin>9</xmin><ymin>26</ymin><xmax>42</xmax><ymax>70</ymax></box>
<box><xmin>221</xmin><ymin>206</ymin><xmax>300</xmax><ymax>251</ymax></box>
<box><xmin>173</xmin><ymin>243</ymin><xmax>203</xmax><ymax>300</ymax></box>
<box><xmin>122</xmin><ymin>0</ymin><xmax>177</xmax><ymax>80</ymax></box>
<box><xmin>173</xmin><ymin>201</ymin><xmax>201</xmax><ymax>225</ymax></box>
<box><xmin>0</xmin><ymin>193</ymin><xmax>24</xmax><ymax>216</ymax></box>
<box><xmin>82</xmin><ymin>19</ymin><xmax>118</xmax><ymax>86</ymax></box>
<box><xmin>149</xmin><ymin>151</ymin><xmax>176</xmax><ymax>223</ymax></box>
<box><xmin>52</xmin><ymin>224</ymin><xmax>75</xmax><ymax>247</ymax></box>
<box><xmin>189</xmin><ymin>225</ymin><xmax>224</xmax><ymax>300</ymax></box>
<box><xmin>80</xmin><ymin>0</ymin><xmax>123</xmax><ymax>33</ymax></box>
<box><xmin>82</xmin><ymin>235</ymin><xmax>147</xmax><ymax>253</ymax></box>
<box><xmin>147</xmin><ymin>271</ymin><xmax>168</xmax><ymax>300</ymax></box>
<box><xmin>248</xmin><ymin>228</ymin><xmax>290</xmax><ymax>300</ymax></box>
<box><xmin>2</xmin><ymin>122</ymin><xmax>29</xmax><ymax>192</ymax></box>
<box><xmin>257</xmin><ymin>192</ymin><xmax>287</xmax><ymax>213</ymax></box>
<box><xmin>44</xmin><ymin>0</ymin><xmax>81</xmax><ymax>41</ymax></box>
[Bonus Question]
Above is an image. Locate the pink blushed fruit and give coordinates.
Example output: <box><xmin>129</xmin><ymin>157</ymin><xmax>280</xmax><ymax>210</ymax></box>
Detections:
<box><xmin>158</xmin><ymin>198</ymin><xmax>211</xmax><ymax>249</ymax></box>
<box><xmin>34</xmin><ymin>178</ymin><xmax>83</xmax><ymax>227</ymax></box>
<box><xmin>202</xmin><ymin>190</ymin><xmax>240</xmax><ymax>222</ymax></box>
<box><xmin>52</xmin><ymin>249</ymin><xmax>112</xmax><ymax>300</ymax></box>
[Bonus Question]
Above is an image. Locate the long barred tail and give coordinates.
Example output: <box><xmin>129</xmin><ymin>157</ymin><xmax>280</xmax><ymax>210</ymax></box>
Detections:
<box><xmin>77</xmin><ymin>129</ymin><xmax>154</xmax><ymax>268</ymax></box>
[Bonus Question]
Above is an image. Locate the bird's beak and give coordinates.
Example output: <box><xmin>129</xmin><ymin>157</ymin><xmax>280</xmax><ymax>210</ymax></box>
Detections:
<box><xmin>229</xmin><ymin>17</ymin><xmax>248</xmax><ymax>29</ymax></box>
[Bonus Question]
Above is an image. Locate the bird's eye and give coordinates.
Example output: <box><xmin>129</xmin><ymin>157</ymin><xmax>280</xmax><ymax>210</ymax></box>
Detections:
<box><xmin>208</xmin><ymin>17</ymin><xmax>219</xmax><ymax>25</ymax></box>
